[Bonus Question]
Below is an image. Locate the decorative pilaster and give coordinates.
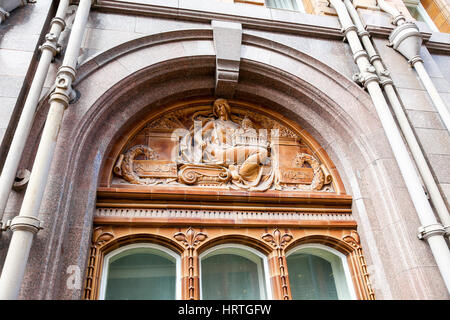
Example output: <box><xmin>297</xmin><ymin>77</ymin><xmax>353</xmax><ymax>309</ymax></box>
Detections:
<box><xmin>174</xmin><ymin>227</ymin><xmax>207</xmax><ymax>300</ymax></box>
<box><xmin>83</xmin><ymin>227</ymin><xmax>114</xmax><ymax>300</ymax></box>
<box><xmin>342</xmin><ymin>230</ymin><xmax>375</xmax><ymax>300</ymax></box>
<box><xmin>262</xmin><ymin>228</ymin><xmax>293</xmax><ymax>300</ymax></box>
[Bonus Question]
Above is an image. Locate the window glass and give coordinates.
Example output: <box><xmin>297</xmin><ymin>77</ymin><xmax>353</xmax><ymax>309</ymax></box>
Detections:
<box><xmin>201</xmin><ymin>247</ymin><xmax>267</xmax><ymax>300</ymax></box>
<box><xmin>266</xmin><ymin>0</ymin><xmax>300</xmax><ymax>11</ymax></box>
<box><xmin>104</xmin><ymin>247</ymin><xmax>177</xmax><ymax>300</ymax></box>
<box><xmin>405</xmin><ymin>3</ymin><xmax>439</xmax><ymax>32</ymax></box>
<box><xmin>286</xmin><ymin>246</ymin><xmax>353</xmax><ymax>300</ymax></box>
<box><xmin>287</xmin><ymin>253</ymin><xmax>338</xmax><ymax>299</ymax></box>
<box><xmin>406</xmin><ymin>5</ymin><xmax>425</xmax><ymax>22</ymax></box>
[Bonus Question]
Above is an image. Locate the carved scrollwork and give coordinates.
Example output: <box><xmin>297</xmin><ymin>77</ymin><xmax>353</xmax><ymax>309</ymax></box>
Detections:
<box><xmin>92</xmin><ymin>227</ymin><xmax>114</xmax><ymax>247</ymax></box>
<box><xmin>121</xmin><ymin>145</ymin><xmax>159</xmax><ymax>184</ymax></box>
<box><xmin>178</xmin><ymin>164</ymin><xmax>231</xmax><ymax>185</ymax></box>
<box><xmin>293</xmin><ymin>153</ymin><xmax>325</xmax><ymax>191</ymax></box>
<box><xmin>342</xmin><ymin>230</ymin><xmax>360</xmax><ymax>249</ymax></box>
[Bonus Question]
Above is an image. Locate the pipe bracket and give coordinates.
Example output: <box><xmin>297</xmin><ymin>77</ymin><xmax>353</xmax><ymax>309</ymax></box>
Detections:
<box><xmin>369</xmin><ymin>54</ymin><xmax>381</xmax><ymax>64</ymax></box>
<box><xmin>358</xmin><ymin>30</ymin><xmax>370</xmax><ymax>38</ymax></box>
<box><xmin>392</xmin><ymin>14</ymin><xmax>406</xmax><ymax>26</ymax></box>
<box><xmin>12</xmin><ymin>168</ymin><xmax>31</xmax><ymax>191</ymax></box>
<box><xmin>417</xmin><ymin>223</ymin><xmax>445</xmax><ymax>240</ymax></box>
<box><xmin>51</xmin><ymin>16</ymin><xmax>66</xmax><ymax>30</ymax></box>
<box><xmin>50</xmin><ymin>66</ymin><xmax>77</xmax><ymax>108</ymax></box>
<box><xmin>408</xmin><ymin>55</ymin><xmax>423</xmax><ymax>66</ymax></box>
<box><xmin>6</xmin><ymin>216</ymin><xmax>44</xmax><ymax>234</ymax></box>
<box><xmin>353</xmin><ymin>50</ymin><xmax>370</xmax><ymax>62</ymax></box>
<box><xmin>39</xmin><ymin>32</ymin><xmax>60</xmax><ymax>56</ymax></box>
<box><xmin>353</xmin><ymin>67</ymin><xmax>379</xmax><ymax>88</ymax></box>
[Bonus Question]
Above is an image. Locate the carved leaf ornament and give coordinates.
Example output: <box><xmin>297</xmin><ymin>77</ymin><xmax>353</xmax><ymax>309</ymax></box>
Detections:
<box><xmin>262</xmin><ymin>228</ymin><xmax>293</xmax><ymax>249</ymax></box>
<box><xmin>174</xmin><ymin>227</ymin><xmax>207</xmax><ymax>249</ymax></box>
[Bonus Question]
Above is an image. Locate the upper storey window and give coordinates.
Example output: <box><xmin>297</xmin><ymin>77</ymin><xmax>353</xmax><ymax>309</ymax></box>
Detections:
<box><xmin>286</xmin><ymin>244</ymin><xmax>355</xmax><ymax>300</ymax></box>
<box><xmin>265</xmin><ymin>0</ymin><xmax>305</xmax><ymax>12</ymax></box>
<box><xmin>199</xmin><ymin>244</ymin><xmax>272</xmax><ymax>300</ymax></box>
<box><xmin>403</xmin><ymin>0</ymin><xmax>439</xmax><ymax>32</ymax></box>
<box><xmin>99</xmin><ymin>244</ymin><xmax>181</xmax><ymax>300</ymax></box>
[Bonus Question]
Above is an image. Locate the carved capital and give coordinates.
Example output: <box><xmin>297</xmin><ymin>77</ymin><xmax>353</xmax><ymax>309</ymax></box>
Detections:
<box><xmin>92</xmin><ymin>227</ymin><xmax>114</xmax><ymax>247</ymax></box>
<box><xmin>342</xmin><ymin>230</ymin><xmax>360</xmax><ymax>249</ymax></box>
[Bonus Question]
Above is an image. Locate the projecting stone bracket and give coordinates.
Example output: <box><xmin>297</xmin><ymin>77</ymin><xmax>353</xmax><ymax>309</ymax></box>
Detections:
<box><xmin>212</xmin><ymin>20</ymin><xmax>242</xmax><ymax>98</ymax></box>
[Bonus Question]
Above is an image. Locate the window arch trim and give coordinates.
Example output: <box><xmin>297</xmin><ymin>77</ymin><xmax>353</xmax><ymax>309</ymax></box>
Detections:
<box><xmin>198</xmin><ymin>243</ymin><xmax>273</xmax><ymax>300</ymax></box>
<box><xmin>99</xmin><ymin>243</ymin><xmax>182</xmax><ymax>300</ymax></box>
<box><xmin>285</xmin><ymin>243</ymin><xmax>357</xmax><ymax>300</ymax></box>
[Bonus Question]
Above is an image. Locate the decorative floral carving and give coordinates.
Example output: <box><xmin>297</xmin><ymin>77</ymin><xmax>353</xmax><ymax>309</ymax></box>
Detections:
<box><xmin>342</xmin><ymin>230</ymin><xmax>375</xmax><ymax>300</ymax></box>
<box><xmin>174</xmin><ymin>227</ymin><xmax>207</xmax><ymax>249</ymax></box>
<box><xmin>261</xmin><ymin>228</ymin><xmax>293</xmax><ymax>250</ymax></box>
<box><xmin>174</xmin><ymin>227</ymin><xmax>207</xmax><ymax>300</ymax></box>
<box><xmin>262</xmin><ymin>228</ymin><xmax>293</xmax><ymax>300</ymax></box>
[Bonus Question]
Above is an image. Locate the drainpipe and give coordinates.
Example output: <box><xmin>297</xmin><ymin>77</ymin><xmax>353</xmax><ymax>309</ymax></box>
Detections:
<box><xmin>329</xmin><ymin>0</ymin><xmax>450</xmax><ymax>293</ymax></box>
<box><xmin>0</xmin><ymin>0</ymin><xmax>70</xmax><ymax>227</ymax></box>
<box><xmin>342</xmin><ymin>0</ymin><xmax>450</xmax><ymax>240</ymax></box>
<box><xmin>377</xmin><ymin>0</ymin><xmax>450</xmax><ymax>133</ymax></box>
<box><xmin>0</xmin><ymin>0</ymin><xmax>92</xmax><ymax>300</ymax></box>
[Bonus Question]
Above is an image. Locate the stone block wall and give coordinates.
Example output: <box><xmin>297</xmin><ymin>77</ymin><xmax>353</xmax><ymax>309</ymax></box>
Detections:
<box><xmin>0</xmin><ymin>0</ymin><xmax>53</xmax><ymax>170</ymax></box>
<box><xmin>0</xmin><ymin>0</ymin><xmax>449</xmax><ymax>300</ymax></box>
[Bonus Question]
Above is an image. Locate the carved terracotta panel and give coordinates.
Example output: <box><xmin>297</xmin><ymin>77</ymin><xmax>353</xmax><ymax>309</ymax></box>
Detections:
<box><xmin>101</xmin><ymin>99</ymin><xmax>343</xmax><ymax>195</ymax></box>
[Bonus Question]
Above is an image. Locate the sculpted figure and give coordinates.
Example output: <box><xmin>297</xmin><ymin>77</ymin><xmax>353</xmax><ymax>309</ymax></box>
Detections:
<box><xmin>180</xmin><ymin>98</ymin><xmax>270</xmax><ymax>188</ymax></box>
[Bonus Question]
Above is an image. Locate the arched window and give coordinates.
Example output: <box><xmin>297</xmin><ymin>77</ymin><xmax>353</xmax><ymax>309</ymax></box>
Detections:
<box><xmin>99</xmin><ymin>243</ymin><xmax>181</xmax><ymax>300</ymax></box>
<box><xmin>199</xmin><ymin>244</ymin><xmax>272</xmax><ymax>300</ymax></box>
<box><xmin>286</xmin><ymin>244</ymin><xmax>356</xmax><ymax>300</ymax></box>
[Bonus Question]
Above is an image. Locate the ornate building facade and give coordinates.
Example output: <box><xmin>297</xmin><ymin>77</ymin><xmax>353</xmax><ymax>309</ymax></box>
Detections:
<box><xmin>0</xmin><ymin>0</ymin><xmax>449</xmax><ymax>300</ymax></box>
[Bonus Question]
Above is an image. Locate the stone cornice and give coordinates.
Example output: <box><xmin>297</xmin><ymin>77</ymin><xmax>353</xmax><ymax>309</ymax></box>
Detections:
<box><xmin>89</xmin><ymin>0</ymin><xmax>450</xmax><ymax>53</ymax></box>
<box><xmin>93</xmin><ymin>0</ymin><xmax>344</xmax><ymax>39</ymax></box>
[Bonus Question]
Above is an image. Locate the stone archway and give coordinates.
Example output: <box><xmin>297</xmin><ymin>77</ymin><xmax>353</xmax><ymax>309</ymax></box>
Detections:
<box><xmin>14</xmin><ymin>29</ymin><xmax>440</xmax><ymax>299</ymax></box>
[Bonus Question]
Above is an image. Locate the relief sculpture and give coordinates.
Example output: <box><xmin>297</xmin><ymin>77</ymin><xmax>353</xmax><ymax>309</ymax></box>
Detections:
<box><xmin>113</xmin><ymin>99</ymin><xmax>333</xmax><ymax>192</ymax></box>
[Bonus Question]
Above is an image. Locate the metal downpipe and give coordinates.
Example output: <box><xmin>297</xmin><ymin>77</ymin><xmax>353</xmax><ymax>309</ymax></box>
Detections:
<box><xmin>0</xmin><ymin>0</ymin><xmax>92</xmax><ymax>300</ymax></box>
<box><xmin>343</xmin><ymin>0</ymin><xmax>450</xmax><ymax>240</ymax></box>
<box><xmin>330</xmin><ymin>0</ymin><xmax>450</xmax><ymax>293</ymax></box>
